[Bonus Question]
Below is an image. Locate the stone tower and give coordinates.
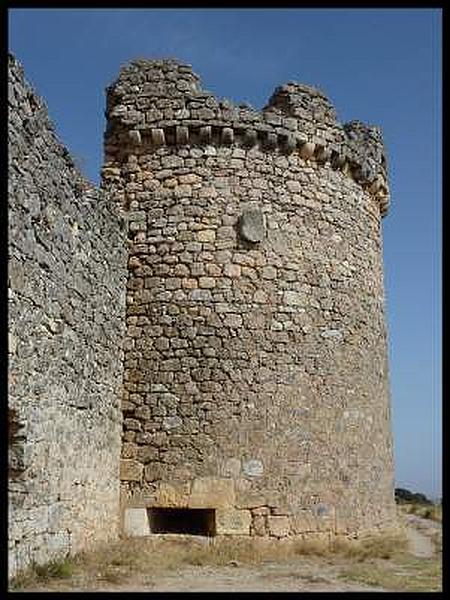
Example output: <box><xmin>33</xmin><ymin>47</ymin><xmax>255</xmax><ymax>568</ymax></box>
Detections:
<box><xmin>103</xmin><ymin>59</ymin><xmax>396</xmax><ymax>538</ymax></box>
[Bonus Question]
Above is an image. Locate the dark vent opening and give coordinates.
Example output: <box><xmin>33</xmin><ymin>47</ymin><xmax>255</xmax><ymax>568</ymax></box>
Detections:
<box><xmin>148</xmin><ymin>508</ymin><xmax>215</xmax><ymax>536</ymax></box>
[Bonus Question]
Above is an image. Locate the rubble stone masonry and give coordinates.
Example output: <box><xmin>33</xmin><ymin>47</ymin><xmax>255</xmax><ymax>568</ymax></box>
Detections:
<box><xmin>103</xmin><ymin>59</ymin><xmax>396</xmax><ymax>538</ymax></box>
<box><xmin>8</xmin><ymin>54</ymin><xmax>127</xmax><ymax>577</ymax></box>
<box><xmin>8</xmin><ymin>53</ymin><xmax>397</xmax><ymax>576</ymax></box>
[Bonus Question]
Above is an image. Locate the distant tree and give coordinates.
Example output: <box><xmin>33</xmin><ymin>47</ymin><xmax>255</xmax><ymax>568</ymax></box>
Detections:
<box><xmin>395</xmin><ymin>487</ymin><xmax>432</xmax><ymax>505</ymax></box>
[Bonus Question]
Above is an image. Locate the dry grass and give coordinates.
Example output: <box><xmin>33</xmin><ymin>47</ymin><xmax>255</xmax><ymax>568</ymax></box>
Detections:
<box><xmin>330</xmin><ymin>528</ymin><xmax>408</xmax><ymax>561</ymax></box>
<box><xmin>10</xmin><ymin>556</ymin><xmax>75</xmax><ymax>589</ymax></box>
<box><xmin>338</xmin><ymin>524</ymin><xmax>442</xmax><ymax>592</ymax></box>
<box><xmin>10</xmin><ymin>528</ymin><xmax>409</xmax><ymax>590</ymax></box>
<box><xmin>339</xmin><ymin>553</ymin><xmax>442</xmax><ymax>592</ymax></box>
<box><xmin>159</xmin><ymin>530</ymin><xmax>408</xmax><ymax>566</ymax></box>
<box><xmin>11</xmin><ymin>526</ymin><xmax>437</xmax><ymax>592</ymax></box>
<box><xmin>428</xmin><ymin>528</ymin><xmax>443</xmax><ymax>554</ymax></box>
<box><xmin>399</xmin><ymin>502</ymin><xmax>442</xmax><ymax>522</ymax></box>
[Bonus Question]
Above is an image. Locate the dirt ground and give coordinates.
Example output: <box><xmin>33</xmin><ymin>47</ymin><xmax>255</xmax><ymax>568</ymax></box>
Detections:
<box><xmin>81</xmin><ymin>560</ymin><xmax>388</xmax><ymax>593</ymax></box>
<box><xmin>12</xmin><ymin>513</ymin><xmax>442</xmax><ymax>593</ymax></box>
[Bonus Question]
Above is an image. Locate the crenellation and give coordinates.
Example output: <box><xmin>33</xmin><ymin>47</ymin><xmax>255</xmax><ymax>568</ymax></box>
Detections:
<box><xmin>264</xmin><ymin>81</ymin><xmax>338</xmax><ymax>124</ymax></box>
<box><xmin>104</xmin><ymin>60</ymin><xmax>389</xmax><ymax>214</ymax></box>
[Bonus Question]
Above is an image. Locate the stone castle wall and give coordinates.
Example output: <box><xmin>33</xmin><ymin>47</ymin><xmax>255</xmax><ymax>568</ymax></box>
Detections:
<box><xmin>8</xmin><ymin>53</ymin><xmax>397</xmax><ymax>575</ymax></box>
<box><xmin>103</xmin><ymin>59</ymin><xmax>396</xmax><ymax>537</ymax></box>
<box><xmin>8</xmin><ymin>54</ymin><xmax>127</xmax><ymax>577</ymax></box>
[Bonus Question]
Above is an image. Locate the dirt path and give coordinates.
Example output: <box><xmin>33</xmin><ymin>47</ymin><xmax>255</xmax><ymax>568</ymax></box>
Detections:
<box><xmin>130</xmin><ymin>561</ymin><xmax>389</xmax><ymax>592</ymax></box>
<box><xmin>26</xmin><ymin>558</ymin><xmax>390</xmax><ymax>593</ymax></box>
<box><xmin>405</xmin><ymin>525</ymin><xmax>435</xmax><ymax>558</ymax></box>
<box><xmin>403</xmin><ymin>513</ymin><xmax>440</xmax><ymax>558</ymax></box>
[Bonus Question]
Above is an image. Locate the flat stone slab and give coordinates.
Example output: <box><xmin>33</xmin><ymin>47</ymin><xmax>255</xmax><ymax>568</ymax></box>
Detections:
<box><xmin>216</xmin><ymin>508</ymin><xmax>251</xmax><ymax>535</ymax></box>
<box><xmin>124</xmin><ymin>508</ymin><xmax>150</xmax><ymax>537</ymax></box>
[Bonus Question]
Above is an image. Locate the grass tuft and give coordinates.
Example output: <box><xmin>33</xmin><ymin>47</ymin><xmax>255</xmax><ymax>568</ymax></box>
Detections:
<box><xmin>10</xmin><ymin>556</ymin><xmax>75</xmax><ymax>590</ymax></box>
<box><xmin>34</xmin><ymin>557</ymin><xmax>74</xmax><ymax>580</ymax></box>
<box><xmin>340</xmin><ymin>554</ymin><xmax>442</xmax><ymax>592</ymax></box>
<box><xmin>331</xmin><ymin>528</ymin><xmax>408</xmax><ymax>561</ymax></box>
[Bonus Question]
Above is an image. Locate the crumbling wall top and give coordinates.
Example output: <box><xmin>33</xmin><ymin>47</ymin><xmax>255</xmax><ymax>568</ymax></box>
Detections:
<box><xmin>104</xmin><ymin>58</ymin><xmax>390</xmax><ymax>215</ymax></box>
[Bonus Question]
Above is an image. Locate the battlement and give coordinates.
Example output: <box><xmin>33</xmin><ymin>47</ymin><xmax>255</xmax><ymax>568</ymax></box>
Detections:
<box><xmin>104</xmin><ymin>59</ymin><xmax>389</xmax><ymax>215</ymax></box>
<box><xmin>264</xmin><ymin>81</ymin><xmax>338</xmax><ymax>124</ymax></box>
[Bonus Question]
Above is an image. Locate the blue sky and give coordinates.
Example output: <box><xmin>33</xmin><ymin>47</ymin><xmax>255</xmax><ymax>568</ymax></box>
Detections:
<box><xmin>8</xmin><ymin>8</ymin><xmax>442</xmax><ymax>499</ymax></box>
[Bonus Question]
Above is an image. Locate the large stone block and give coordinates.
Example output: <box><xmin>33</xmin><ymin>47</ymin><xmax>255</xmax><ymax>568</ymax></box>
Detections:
<box><xmin>188</xmin><ymin>477</ymin><xmax>235</xmax><ymax>508</ymax></box>
<box><xmin>123</xmin><ymin>508</ymin><xmax>150</xmax><ymax>537</ymax></box>
<box><xmin>216</xmin><ymin>508</ymin><xmax>251</xmax><ymax>535</ymax></box>
<box><xmin>155</xmin><ymin>481</ymin><xmax>190</xmax><ymax>507</ymax></box>
<box><xmin>251</xmin><ymin>514</ymin><xmax>267</xmax><ymax>536</ymax></box>
<box><xmin>267</xmin><ymin>515</ymin><xmax>291</xmax><ymax>537</ymax></box>
<box><xmin>235</xmin><ymin>492</ymin><xmax>267</xmax><ymax>509</ymax></box>
<box><xmin>120</xmin><ymin>459</ymin><xmax>143</xmax><ymax>482</ymax></box>
<box><xmin>291</xmin><ymin>512</ymin><xmax>317</xmax><ymax>533</ymax></box>
<box><xmin>238</xmin><ymin>207</ymin><xmax>266</xmax><ymax>243</ymax></box>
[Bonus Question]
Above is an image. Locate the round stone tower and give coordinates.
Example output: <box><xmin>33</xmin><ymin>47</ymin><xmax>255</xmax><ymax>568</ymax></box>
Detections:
<box><xmin>103</xmin><ymin>58</ymin><xmax>396</xmax><ymax>539</ymax></box>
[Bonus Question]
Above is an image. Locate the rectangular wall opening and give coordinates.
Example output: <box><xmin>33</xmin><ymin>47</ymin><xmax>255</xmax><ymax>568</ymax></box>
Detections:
<box><xmin>148</xmin><ymin>507</ymin><xmax>216</xmax><ymax>536</ymax></box>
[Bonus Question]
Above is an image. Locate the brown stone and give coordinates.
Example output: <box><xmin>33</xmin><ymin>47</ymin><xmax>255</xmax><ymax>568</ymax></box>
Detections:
<box><xmin>252</xmin><ymin>514</ymin><xmax>267</xmax><ymax>536</ymax></box>
<box><xmin>267</xmin><ymin>515</ymin><xmax>291</xmax><ymax>537</ymax></box>
<box><xmin>120</xmin><ymin>460</ymin><xmax>143</xmax><ymax>482</ymax></box>
<box><xmin>154</xmin><ymin>481</ymin><xmax>190</xmax><ymax>507</ymax></box>
<box><xmin>224</xmin><ymin>264</ymin><xmax>241</xmax><ymax>278</ymax></box>
<box><xmin>189</xmin><ymin>477</ymin><xmax>235</xmax><ymax>508</ymax></box>
<box><xmin>199</xmin><ymin>276</ymin><xmax>216</xmax><ymax>288</ymax></box>
<box><xmin>136</xmin><ymin>446</ymin><xmax>159</xmax><ymax>463</ymax></box>
<box><xmin>216</xmin><ymin>508</ymin><xmax>251</xmax><ymax>535</ymax></box>
<box><xmin>198</xmin><ymin>229</ymin><xmax>216</xmax><ymax>243</ymax></box>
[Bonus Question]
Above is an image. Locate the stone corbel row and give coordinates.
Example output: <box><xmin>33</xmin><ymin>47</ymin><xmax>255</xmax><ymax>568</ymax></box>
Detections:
<box><xmin>120</xmin><ymin>123</ymin><xmax>389</xmax><ymax>215</ymax></box>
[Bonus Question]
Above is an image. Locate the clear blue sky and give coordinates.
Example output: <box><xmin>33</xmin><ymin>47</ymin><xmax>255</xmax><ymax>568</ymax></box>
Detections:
<box><xmin>8</xmin><ymin>8</ymin><xmax>442</xmax><ymax>499</ymax></box>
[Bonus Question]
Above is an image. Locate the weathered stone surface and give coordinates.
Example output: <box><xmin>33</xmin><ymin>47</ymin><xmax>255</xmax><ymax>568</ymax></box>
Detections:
<box><xmin>129</xmin><ymin>129</ymin><xmax>142</xmax><ymax>144</ymax></box>
<box><xmin>242</xmin><ymin>459</ymin><xmax>264</xmax><ymax>478</ymax></box>
<box><xmin>299</xmin><ymin>141</ymin><xmax>315</xmax><ymax>159</ymax></box>
<box><xmin>199</xmin><ymin>125</ymin><xmax>212</xmax><ymax>143</ymax></box>
<box><xmin>239</xmin><ymin>208</ymin><xmax>266</xmax><ymax>243</ymax></box>
<box><xmin>188</xmin><ymin>477</ymin><xmax>235</xmax><ymax>508</ymax></box>
<box><xmin>221</xmin><ymin>127</ymin><xmax>234</xmax><ymax>145</ymax></box>
<box><xmin>162</xmin><ymin>415</ymin><xmax>182</xmax><ymax>430</ymax></box>
<box><xmin>8</xmin><ymin>52</ymin><xmax>396</xmax><ymax>575</ymax></box>
<box><xmin>268</xmin><ymin>515</ymin><xmax>291</xmax><ymax>537</ymax></box>
<box><xmin>198</xmin><ymin>229</ymin><xmax>216</xmax><ymax>243</ymax></box>
<box><xmin>151</xmin><ymin>128</ymin><xmax>165</xmax><ymax>146</ymax></box>
<box><xmin>251</xmin><ymin>514</ymin><xmax>267</xmax><ymax>536</ymax></box>
<box><xmin>291</xmin><ymin>512</ymin><xmax>319</xmax><ymax>533</ymax></box>
<box><xmin>216</xmin><ymin>508</ymin><xmax>252</xmax><ymax>535</ymax></box>
<box><xmin>120</xmin><ymin>460</ymin><xmax>143</xmax><ymax>481</ymax></box>
<box><xmin>243</xmin><ymin>129</ymin><xmax>258</xmax><ymax>147</ymax></box>
<box><xmin>155</xmin><ymin>481</ymin><xmax>190</xmax><ymax>507</ymax></box>
<box><xmin>176</xmin><ymin>125</ymin><xmax>189</xmax><ymax>145</ymax></box>
<box><xmin>123</xmin><ymin>508</ymin><xmax>150</xmax><ymax>537</ymax></box>
<box><xmin>220</xmin><ymin>457</ymin><xmax>241</xmax><ymax>478</ymax></box>
<box><xmin>106</xmin><ymin>57</ymin><xmax>395</xmax><ymax>543</ymax></box>
<box><xmin>321</xmin><ymin>328</ymin><xmax>344</xmax><ymax>341</ymax></box>
<box><xmin>8</xmin><ymin>53</ymin><xmax>127</xmax><ymax>579</ymax></box>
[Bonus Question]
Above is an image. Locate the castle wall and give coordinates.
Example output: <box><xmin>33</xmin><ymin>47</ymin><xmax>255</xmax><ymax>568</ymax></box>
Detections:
<box><xmin>8</xmin><ymin>54</ymin><xmax>127</xmax><ymax>577</ymax></box>
<box><xmin>104</xmin><ymin>60</ymin><xmax>396</xmax><ymax>538</ymax></box>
